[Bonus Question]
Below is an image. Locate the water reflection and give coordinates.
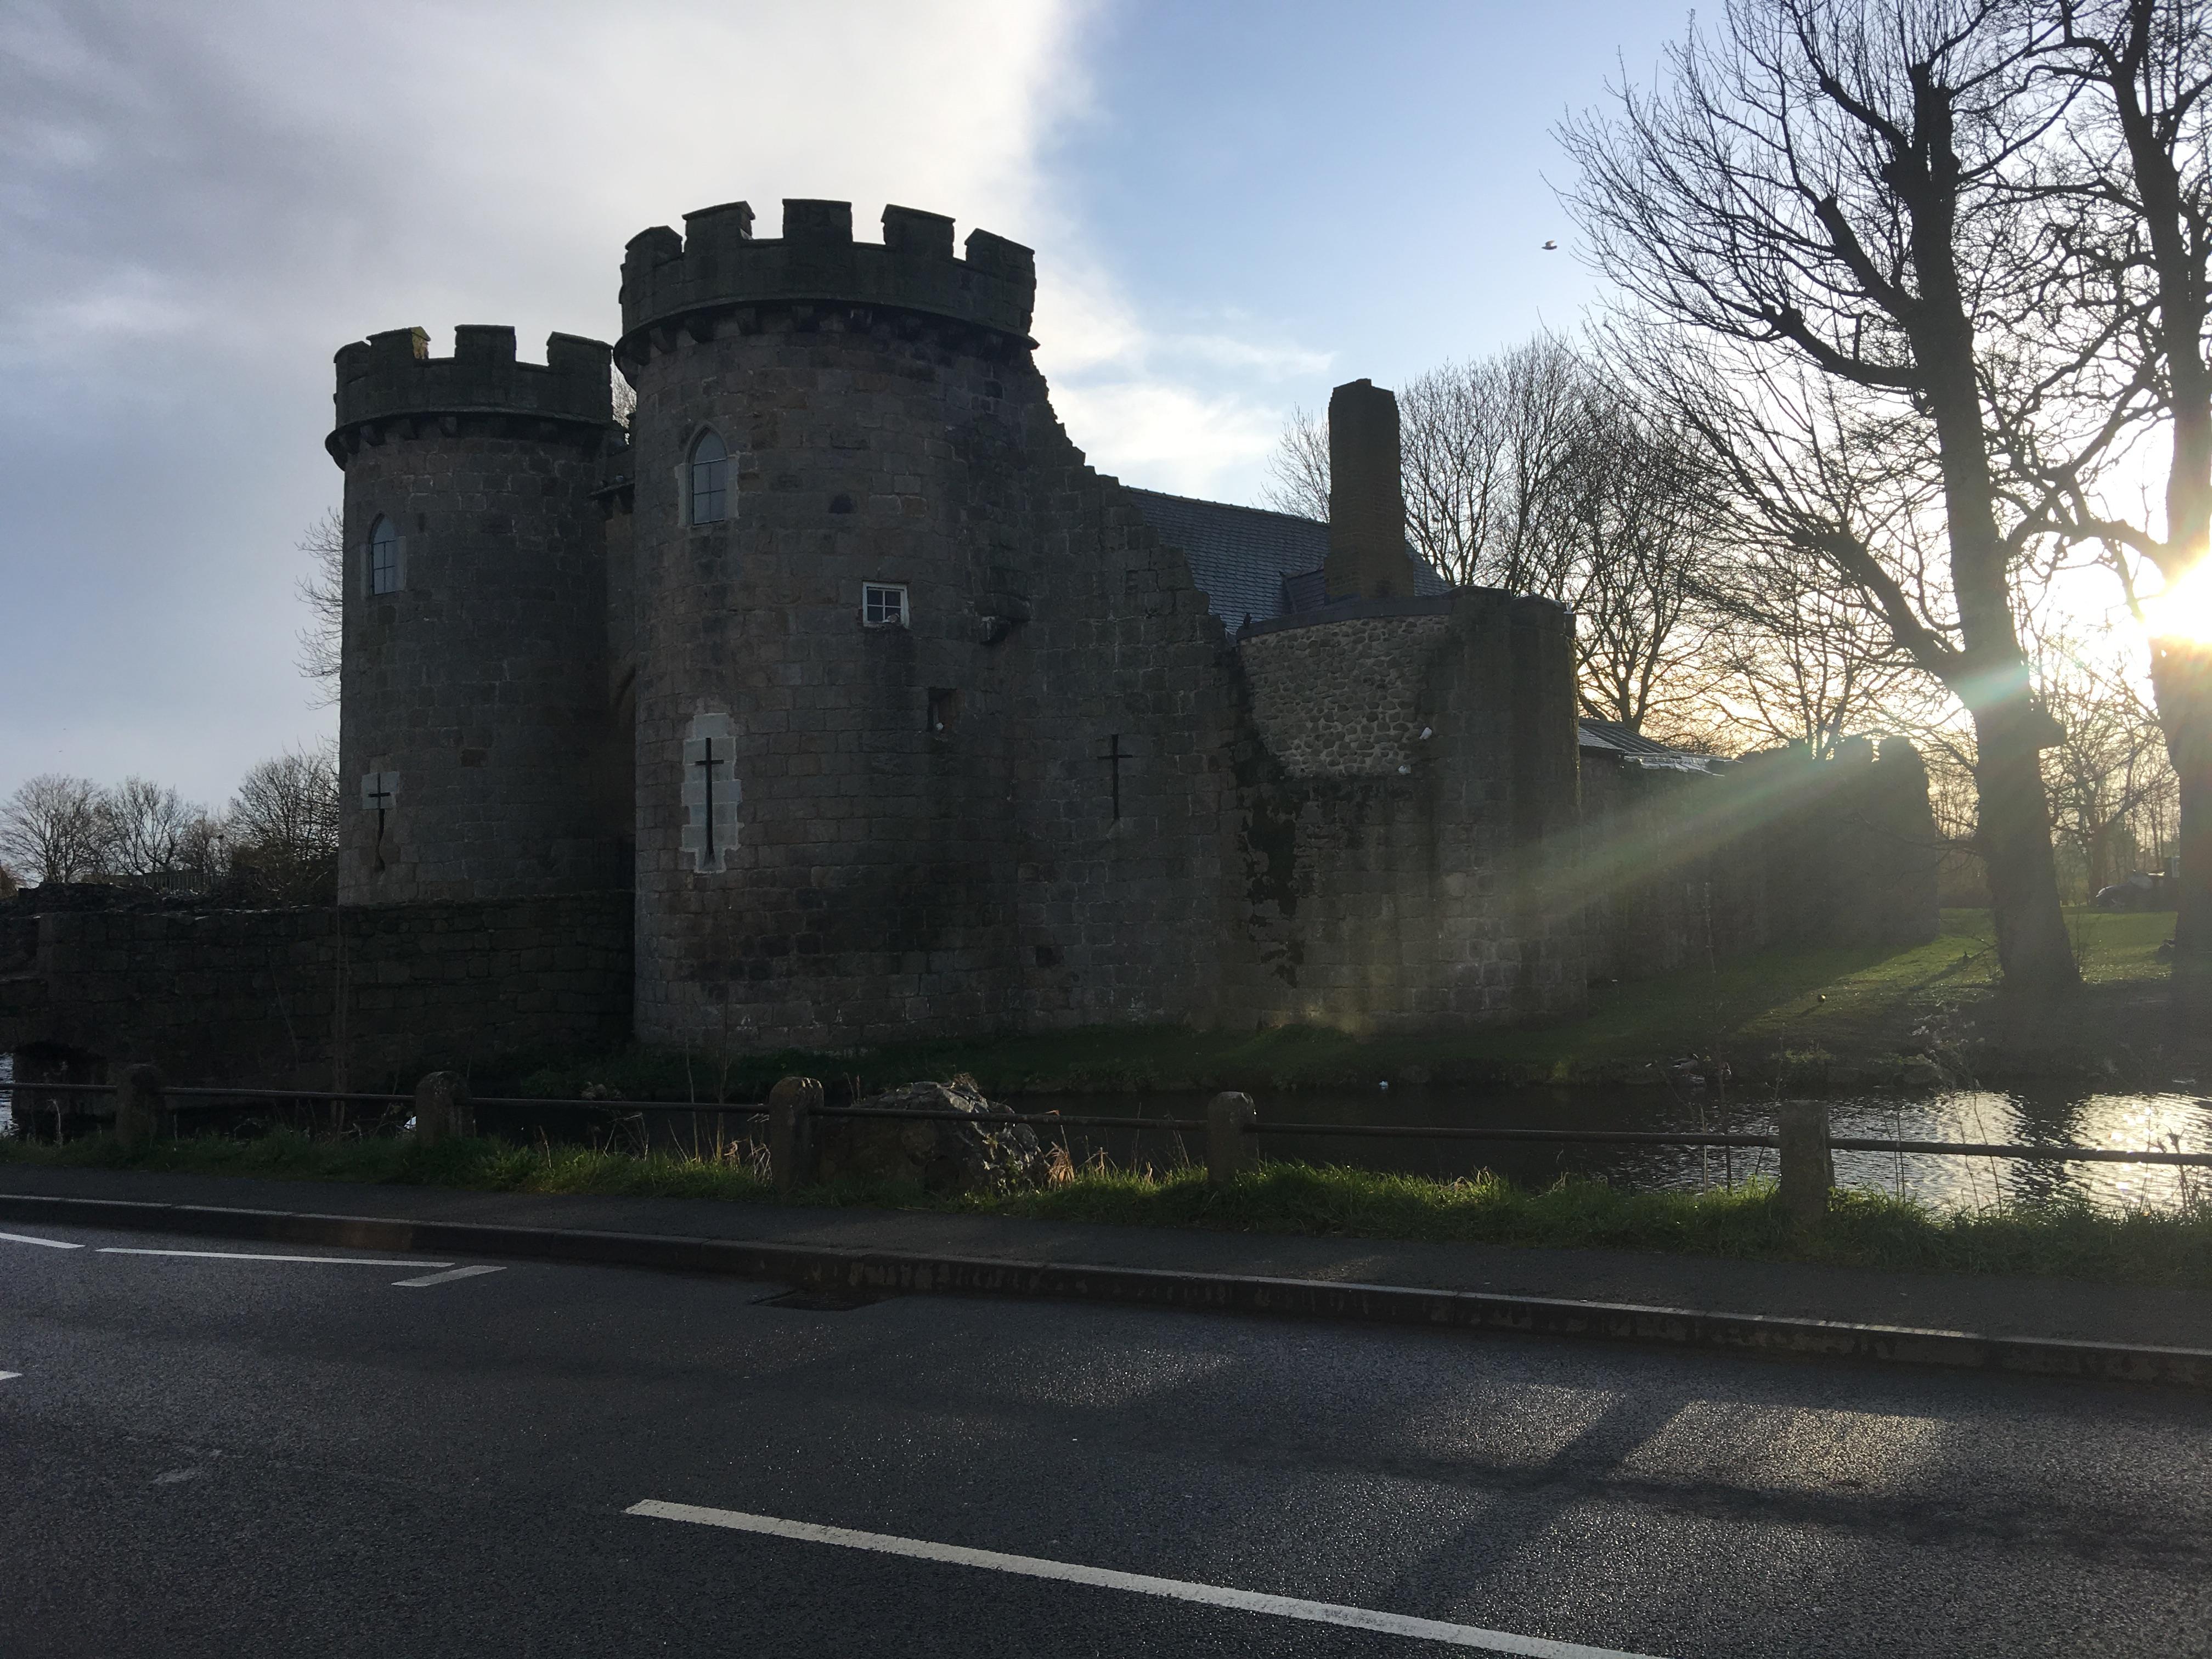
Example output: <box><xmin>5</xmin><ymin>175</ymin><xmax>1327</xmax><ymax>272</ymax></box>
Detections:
<box><xmin>1005</xmin><ymin>1084</ymin><xmax>2212</xmax><ymax>1214</ymax></box>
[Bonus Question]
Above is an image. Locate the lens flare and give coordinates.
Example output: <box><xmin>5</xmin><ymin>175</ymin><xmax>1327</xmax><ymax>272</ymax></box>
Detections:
<box><xmin>2147</xmin><ymin>561</ymin><xmax>2212</xmax><ymax>645</ymax></box>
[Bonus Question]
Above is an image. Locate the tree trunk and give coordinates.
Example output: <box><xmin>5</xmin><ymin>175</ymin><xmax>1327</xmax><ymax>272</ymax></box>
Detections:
<box><xmin>1972</xmin><ymin>702</ymin><xmax>2079</xmax><ymax>991</ymax></box>
<box><xmin>2152</xmin><ymin>638</ymin><xmax>2212</xmax><ymax>958</ymax></box>
<box><xmin>1893</xmin><ymin>103</ymin><xmax>2077</xmax><ymax>995</ymax></box>
<box><xmin>2101</xmin><ymin>2</ymin><xmax>2212</xmax><ymax>967</ymax></box>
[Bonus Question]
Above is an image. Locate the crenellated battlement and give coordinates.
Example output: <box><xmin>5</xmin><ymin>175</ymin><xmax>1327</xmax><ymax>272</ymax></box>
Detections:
<box><xmin>617</xmin><ymin>199</ymin><xmax>1035</xmax><ymax>361</ymax></box>
<box><xmin>329</xmin><ymin>327</ymin><xmax>614</xmax><ymax>460</ymax></box>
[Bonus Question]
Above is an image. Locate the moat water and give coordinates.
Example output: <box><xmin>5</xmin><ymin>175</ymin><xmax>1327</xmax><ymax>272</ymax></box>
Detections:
<box><xmin>999</xmin><ymin>1081</ymin><xmax>2212</xmax><ymax>1214</ymax></box>
<box><xmin>5</xmin><ymin>1052</ymin><xmax>2207</xmax><ymax>1212</ymax></box>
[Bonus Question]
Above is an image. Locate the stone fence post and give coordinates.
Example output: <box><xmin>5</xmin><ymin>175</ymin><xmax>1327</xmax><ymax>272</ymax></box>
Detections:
<box><xmin>113</xmin><ymin>1064</ymin><xmax>164</xmax><ymax>1152</ymax></box>
<box><xmin>768</xmin><ymin>1076</ymin><xmax>822</xmax><ymax>1194</ymax></box>
<box><xmin>1206</xmin><ymin>1092</ymin><xmax>1256</xmax><ymax>1187</ymax></box>
<box><xmin>414</xmin><ymin>1072</ymin><xmax>474</xmax><ymax>1146</ymax></box>
<box><xmin>1778</xmin><ymin>1099</ymin><xmax>1834</xmax><ymax>1230</ymax></box>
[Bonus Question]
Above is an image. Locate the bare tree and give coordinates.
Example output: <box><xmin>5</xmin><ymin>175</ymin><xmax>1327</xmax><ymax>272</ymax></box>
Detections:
<box><xmin>0</xmin><ymin>775</ymin><xmax>110</xmax><ymax>884</ymax></box>
<box><xmin>1263</xmin><ymin>336</ymin><xmax>1725</xmax><ymax>736</ymax></box>
<box><xmin>1561</xmin><ymin>0</ymin><xmax>2095</xmax><ymax>990</ymax></box>
<box><xmin>1259</xmin><ymin>405</ymin><xmax>1330</xmax><ymax>521</ymax></box>
<box><xmin>174</xmin><ymin>813</ymin><xmax>230</xmax><ymax>888</ymax></box>
<box><xmin>100</xmin><ymin>777</ymin><xmax>203</xmax><ymax>876</ymax></box>
<box><xmin>227</xmin><ymin>745</ymin><xmax>339</xmax><ymax>902</ymax></box>
<box><xmin>1699</xmin><ymin>545</ymin><xmax>1923</xmax><ymax>754</ymax></box>
<box><xmin>1392</xmin><ymin>341</ymin><xmax>1589</xmax><ymax>590</ymax></box>
<box><xmin>295</xmin><ymin>507</ymin><xmax>345</xmax><ymax>705</ymax></box>
<box><xmin>1262</xmin><ymin>341</ymin><xmax>1588</xmax><ymax>583</ymax></box>
<box><xmin>1553</xmin><ymin>381</ymin><xmax>1727</xmax><ymax>735</ymax></box>
<box><xmin>2032</xmin><ymin>623</ymin><xmax>2178</xmax><ymax>893</ymax></box>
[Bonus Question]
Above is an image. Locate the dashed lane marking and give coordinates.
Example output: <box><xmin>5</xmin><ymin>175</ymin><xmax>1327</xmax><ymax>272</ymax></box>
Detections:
<box><xmin>392</xmin><ymin>1265</ymin><xmax>506</xmax><ymax>1288</ymax></box>
<box><xmin>625</xmin><ymin>1499</ymin><xmax>1670</xmax><ymax>1657</ymax></box>
<box><xmin>0</xmin><ymin>1232</ymin><xmax>83</xmax><ymax>1250</ymax></box>
<box><xmin>0</xmin><ymin>1373</ymin><xmax>19</xmax><ymax>1383</ymax></box>
<box><xmin>96</xmin><ymin>1248</ymin><xmax>451</xmax><ymax>1267</ymax></box>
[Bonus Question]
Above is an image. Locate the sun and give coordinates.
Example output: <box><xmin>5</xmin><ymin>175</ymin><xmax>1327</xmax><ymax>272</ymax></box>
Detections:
<box><xmin>2146</xmin><ymin>561</ymin><xmax>2212</xmax><ymax>646</ymax></box>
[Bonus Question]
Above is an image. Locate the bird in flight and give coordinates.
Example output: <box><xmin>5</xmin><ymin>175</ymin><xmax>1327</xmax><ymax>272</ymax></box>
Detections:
<box><xmin>1541</xmin><ymin>239</ymin><xmax>1559</xmax><ymax>251</ymax></box>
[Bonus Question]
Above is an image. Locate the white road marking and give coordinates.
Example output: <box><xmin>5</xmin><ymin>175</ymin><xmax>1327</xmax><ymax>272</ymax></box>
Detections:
<box><xmin>0</xmin><ymin>1231</ymin><xmax>83</xmax><ymax>1250</ymax></box>
<box><xmin>625</xmin><ymin>1500</ymin><xmax>1669</xmax><ymax>1658</ymax></box>
<box><xmin>96</xmin><ymin>1248</ymin><xmax>450</xmax><ymax>1267</ymax></box>
<box><xmin>0</xmin><ymin>1372</ymin><xmax>19</xmax><ymax>1383</ymax></box>
<box><xmin>392</xmin><ymin>1265</ymin><xmax>506</xmax><ymax>1288</ymax></box>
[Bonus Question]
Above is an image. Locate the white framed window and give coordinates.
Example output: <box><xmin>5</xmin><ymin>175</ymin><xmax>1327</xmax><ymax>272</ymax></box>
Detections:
<box><xmin>862</xmin><ymin>583</ymin><xmax>909</xmax><ymax>628</ymax></box>
<box><xmin>368</xmin><ymin>516</ymin><xmax>403</xmax><ymax>595</ymax></box>
<box><xmin>689</xmin><ymin>430</ymin><xmax>729</xmax><ymax>525</ymax></box>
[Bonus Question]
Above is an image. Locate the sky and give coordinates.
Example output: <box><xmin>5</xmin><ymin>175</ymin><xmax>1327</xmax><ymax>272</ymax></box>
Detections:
<box><xmin>0</xmin><ymin>0</ymin><xmax>1689</xmax><ymax>810</ymax></box>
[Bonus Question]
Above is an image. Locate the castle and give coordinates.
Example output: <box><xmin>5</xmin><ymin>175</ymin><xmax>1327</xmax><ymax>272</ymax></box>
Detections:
<box><xmin>330</xmin><ymin>196</ymin><xmax>1585</xmax><ymax>1053</ymax></box>
<box><xmin>0</xmin><ymin>198</ymin><xmax>1937</xmax><ymax>1091</ymax></box>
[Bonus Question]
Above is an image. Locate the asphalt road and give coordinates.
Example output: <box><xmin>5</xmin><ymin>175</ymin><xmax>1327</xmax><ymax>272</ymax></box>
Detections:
<box><xmin>2</xmin><ymin>1224</ymin><xmax>2208</xmax><ymax>1658</ymax></box>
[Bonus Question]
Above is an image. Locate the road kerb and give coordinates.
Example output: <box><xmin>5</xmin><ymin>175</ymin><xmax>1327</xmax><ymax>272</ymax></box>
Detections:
<box><xmin>2</xmin><ymin>1188</ymin><xmax>2207</xmax><ymax>1390</ymax></box>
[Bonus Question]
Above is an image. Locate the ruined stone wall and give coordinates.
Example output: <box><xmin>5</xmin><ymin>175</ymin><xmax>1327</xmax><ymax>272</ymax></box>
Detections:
<box><xmin>1749</xmin><ymin>736</ymin><xmax>1942</xmax><ymax>950</ymax></box>
<box><xmin>0</xmin><ymin>893</ymin><xmax>631</xmax><ymax>1091</ymax></box>
<box><xmin>994</xmin><ymin>469</ymin><xmax>1248</xmax><ymax>1033</ymax></box>
<box><xmin>1224</xmin><ymin>595</ymin><xmax>1586</xmax><ymax>1031</ymax></box>
<box><xmin>1583</xmin><ymin>737</ymin><xmax>1940</xmax><ymax>983</ymax></box>
<box><xmin>1579</xmin><ymin>758</ymin><xmax>1765</xmax><ymax>983</ymax></box>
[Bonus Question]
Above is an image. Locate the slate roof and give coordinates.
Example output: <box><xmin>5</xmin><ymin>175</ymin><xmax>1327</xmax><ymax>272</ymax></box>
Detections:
<box><xmin>1578</xmin><ymin>718</ymin><xmax>1720</xmax><ymax>771</ymax></box>
<box><xmin>1125</xmin><ymin>488</ymin><xmax>1448</xmax><ymax>629</ymax></box>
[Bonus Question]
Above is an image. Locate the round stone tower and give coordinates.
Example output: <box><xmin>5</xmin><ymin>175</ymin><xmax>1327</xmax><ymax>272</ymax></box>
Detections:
<box><xmin>328</xmin><ymin>325</ymin><xmax>629</xmax><ymax>904</ymax></box>
<box><xmin>616</xmin><ymin>198</ymin><xmax>1044</xmax><ymax>1047</ymax></box>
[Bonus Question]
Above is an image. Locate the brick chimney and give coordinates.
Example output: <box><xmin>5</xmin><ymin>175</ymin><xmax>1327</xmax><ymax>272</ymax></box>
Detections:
<box><xmin>1323</xmin><ymin>378</ymin><xmax>1416</xmax><ymax>601</ymax></box>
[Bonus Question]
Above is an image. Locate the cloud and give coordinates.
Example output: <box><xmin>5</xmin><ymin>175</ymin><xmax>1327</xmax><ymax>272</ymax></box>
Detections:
<box><xmin>1</xmin><ymin>1</ymin><xmax>1081</xmax><ymax>376</ymax></box>
<box><xmin>1032</xmin><ymin>253</ymin><xmax>1329</xmax><ymax>500</ymax></box>
<box><xmin>1049</xmin><ymin>377</ymin><xmax>1288</xmax><ymax>499</ymax></box>
<box><xmin>0</xmin><ymin>0</ymin><xmax>1085</xmax><ymax>805</ymax></box>
<box><xmin>0</xmin><ymin>0</ymin><xmax>1324</xmax><ymax>807</ymax></box>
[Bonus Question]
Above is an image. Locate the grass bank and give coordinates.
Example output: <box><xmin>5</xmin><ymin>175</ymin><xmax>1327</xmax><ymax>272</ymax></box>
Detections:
<box><xmin>10</xmin><ymin>1127</ymin><xmax>2212</xmax><ymax>1290</ymax></box>
<box><xmin>489</xmin><ymin>907</ymin><xmax>2189</xmax><ymax>1101</ymax></box>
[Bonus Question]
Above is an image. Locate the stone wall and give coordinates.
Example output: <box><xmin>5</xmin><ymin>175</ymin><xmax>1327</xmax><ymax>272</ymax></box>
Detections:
<box><xmin>1582</xmin><ymin>737</ymin><xmax>1940</xmax><ymax>983</ymax></box>
<box><xmin>1237</xmin><ymin>607</ymin><xmax>1452</xmax><ymax>777</ymax></box>
<box><xmin>1751</xmin><ymin>736</ymin><xmax>1942</xmax><ymax>950</ymax></box>
<box><xmin>1579</xmin><ymin>759</ymin><xmax>1762</xmax><ymax>982</ymax></box>
<box><xmin>0</xmin><ymin>891</ymin><xmax>631</xmax><ymax>1091</ymax></box>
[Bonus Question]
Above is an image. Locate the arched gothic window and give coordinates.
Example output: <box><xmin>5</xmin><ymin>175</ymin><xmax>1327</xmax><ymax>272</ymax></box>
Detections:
<box><xmin>368</xmin><ymin>516</ymin><xmax>402</xmax><ymax>595</ymax></box>
<box><xmin>689</xmin><ymin>430</ymin><xmax>729</xmax><ymax>525</ymax></box>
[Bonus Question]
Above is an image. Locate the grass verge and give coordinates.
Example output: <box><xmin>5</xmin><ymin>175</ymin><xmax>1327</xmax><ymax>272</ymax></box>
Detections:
<box><xmin>9</xmin><ymin>1128</ymin><xmax>2212</xmax><ymax>1290</ymax></box>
